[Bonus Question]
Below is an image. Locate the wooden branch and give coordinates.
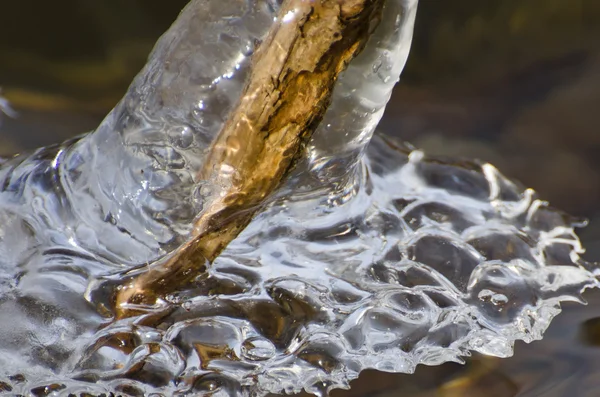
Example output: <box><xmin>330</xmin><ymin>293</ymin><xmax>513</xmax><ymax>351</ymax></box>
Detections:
<box><xmin>115</xmin><ymin>0</ymin><xmax>384</xmax><ymax>318</ymax></box>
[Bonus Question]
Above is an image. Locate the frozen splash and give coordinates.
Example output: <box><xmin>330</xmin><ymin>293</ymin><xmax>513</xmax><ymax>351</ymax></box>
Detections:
<box><xmin>0</xmin><ymin>136</ymin><xmax>596</xmax><ymax>396</ymax></box>
<box><xmin>0</xmin><ymin>0</ymin><xmax>597</xmax><ymax>396</ymax></box>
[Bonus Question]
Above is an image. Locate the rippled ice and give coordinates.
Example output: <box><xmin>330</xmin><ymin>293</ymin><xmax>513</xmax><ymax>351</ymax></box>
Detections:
<box><xmin>0</xmin><ymin>134</ymin><xmax>596</xmax><ymax>396</ymax></box>
<box><xmin>0</xmin><ymin>0</ymin><xmax>598</xmax><ymax>395</ymax></box>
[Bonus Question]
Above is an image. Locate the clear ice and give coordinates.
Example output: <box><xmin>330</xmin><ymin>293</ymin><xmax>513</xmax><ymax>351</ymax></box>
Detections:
<box><xmin>0</xmin><ymin>0</ymin><xmax>597</xmax><ymax>396</ymax></box>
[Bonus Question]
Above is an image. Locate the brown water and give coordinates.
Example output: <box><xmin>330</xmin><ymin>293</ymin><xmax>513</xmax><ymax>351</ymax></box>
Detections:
<box><xmin>0</xmin><ymin>1</ymin><xmax>599</xmax><ymax>396</ymax></box>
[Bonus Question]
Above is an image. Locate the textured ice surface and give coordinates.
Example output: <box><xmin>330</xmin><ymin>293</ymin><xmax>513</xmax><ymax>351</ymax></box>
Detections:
<box><xmin>0</xmin><ymin>135</ymin><xmax>596</xmax><ymax>396</ymax></box>
<box><xmin>0</xmin><ymin>0</ymin><xmax>597</xmax><ymax>396</ymax></box>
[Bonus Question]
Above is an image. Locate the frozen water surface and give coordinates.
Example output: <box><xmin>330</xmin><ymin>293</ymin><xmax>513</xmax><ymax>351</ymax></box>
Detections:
<box><xmin>0</xmin><ymin>0</ymin><xmax>597</xmax><ymax>396</ymax></box>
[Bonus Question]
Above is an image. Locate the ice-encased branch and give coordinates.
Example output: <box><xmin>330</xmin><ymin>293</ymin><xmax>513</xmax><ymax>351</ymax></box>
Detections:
<box><xmin>115</xmin><ymin>0</ymin><xmax>387</xmax><ymax>316</ymax></box>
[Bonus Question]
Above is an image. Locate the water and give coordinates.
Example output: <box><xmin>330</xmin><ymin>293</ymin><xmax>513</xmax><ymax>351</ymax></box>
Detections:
<box><xmin>0</xmin><ymin>0</ymin><xmax>597</xmax><ymax>396</ymax></box>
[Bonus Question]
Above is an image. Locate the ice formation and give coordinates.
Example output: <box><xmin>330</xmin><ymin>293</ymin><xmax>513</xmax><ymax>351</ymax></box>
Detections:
<box><xmin>0</xmin><ymin>0</ymin><xmax>596</xmax><ymax>396</ymax></box>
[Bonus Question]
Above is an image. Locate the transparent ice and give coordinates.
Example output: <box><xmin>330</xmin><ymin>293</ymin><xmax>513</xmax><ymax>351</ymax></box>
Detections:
<box><xmin>0</xmin><ymin>88</ymin><xmax>17</xmax><ymax>127</ymax></box>
<box><xmin>0</xmin><ymin>0</ymin><xmax>597</xmax><ymax>396</ymax></box>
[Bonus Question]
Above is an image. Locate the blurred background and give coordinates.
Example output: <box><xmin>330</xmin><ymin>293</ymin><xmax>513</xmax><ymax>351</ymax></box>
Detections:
<box><xmin>0</xmin><ymin>1</ymin><xmax>599</xmax><ymax>396</ymax></box>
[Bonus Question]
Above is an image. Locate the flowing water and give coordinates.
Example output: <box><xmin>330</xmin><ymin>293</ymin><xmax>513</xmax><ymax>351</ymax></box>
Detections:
<box><xmin>0</xmin><ymin>1</ymin><xmax>598</xmax><ymax>396</ymax></box>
